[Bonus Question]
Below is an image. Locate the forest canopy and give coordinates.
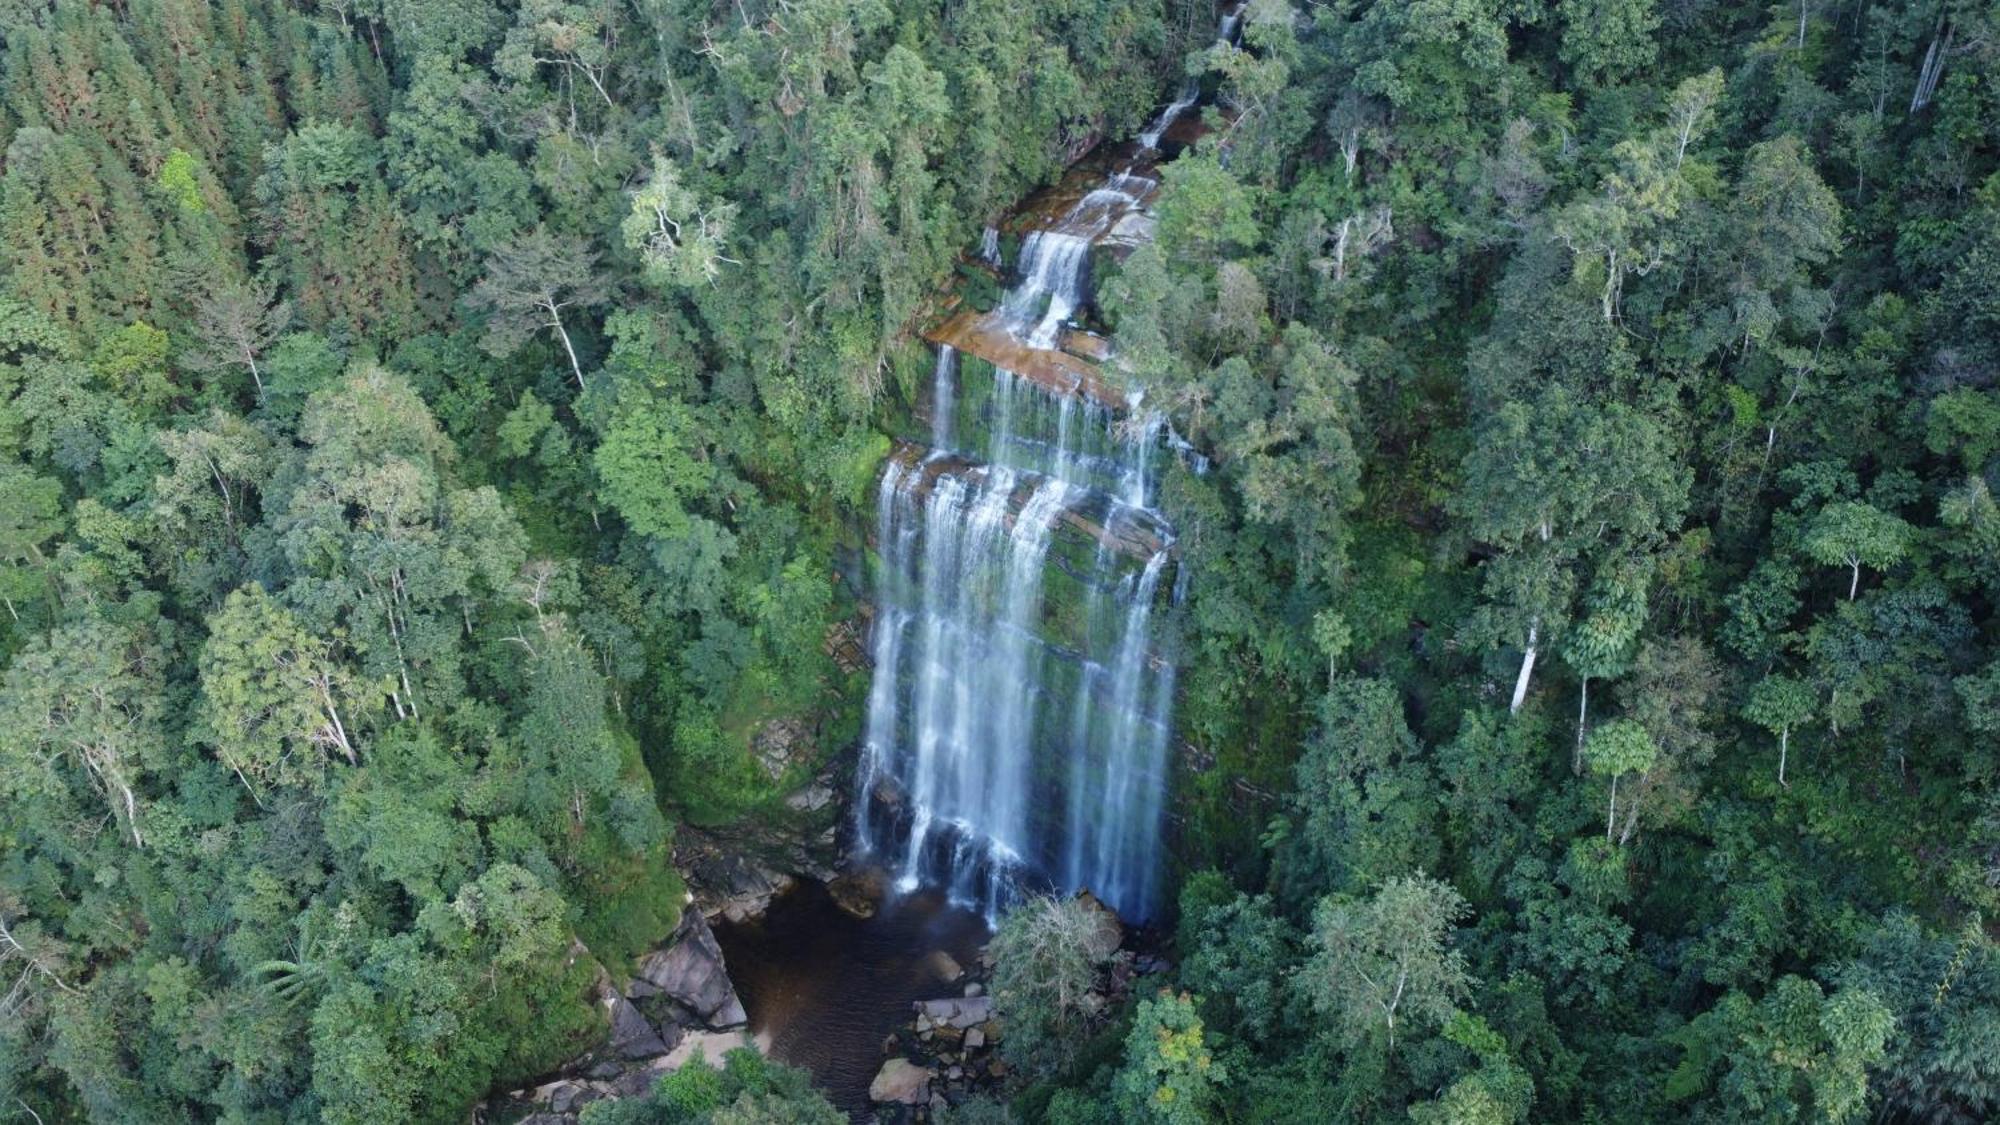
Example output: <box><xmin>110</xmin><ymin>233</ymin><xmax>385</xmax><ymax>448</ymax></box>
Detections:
<box><xmin>1</xmin><ymin>0</ymin><xmax>1998</xmax><ymax>1122</ymax></box>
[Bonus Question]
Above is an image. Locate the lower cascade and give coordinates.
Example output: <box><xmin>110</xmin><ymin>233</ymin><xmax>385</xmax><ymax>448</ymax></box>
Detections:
<box><xmin>854</xmin><ymin>155</ymin><xmax>1184</xmax><ymax>924</ymax></box>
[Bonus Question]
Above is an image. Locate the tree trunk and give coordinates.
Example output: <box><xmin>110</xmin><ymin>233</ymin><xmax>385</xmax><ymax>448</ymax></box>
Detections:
<box><xmin>1605</xmin><ymin>773</ymin><xmax>1618</xmax><ymax>842</ymax></box>
<box><xmin>1849</xmin><ymin>561</ymin><xmax>1860</xmax><ymax>601</ymax></box>
<box><xmin>551</xmin><ymin>309</ymin><xmax>585</xmax><ymax>388</ymax></box>
<box><xmin>1602</xmin><ymin>250</ymin><xmax>1619</xmax><ymax>321</ymax></box>
<box><xmin>1510</xmin><ymin>619</ymin><xmax>1539</xmax><ymax>715</ymax></box>
<box><xmin>1778</xmin><ymin>726</ymin><xmax>1789</xmax><ymax>788</ymax></box>
<box><xmin>1619</xmin><ymin>789</ymin><xmax>1643</xmax><ymax>845</ymax></box>
<box><xmin>1575</xmin><ymin>676</ymin><xmax>1589</xmax><ymax>772</ymax></box>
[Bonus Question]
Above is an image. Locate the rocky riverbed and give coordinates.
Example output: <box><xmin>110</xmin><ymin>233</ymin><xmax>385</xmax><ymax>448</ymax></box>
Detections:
<box><xmin>862</xmin><ymin>890</ymin><xmax>1171</xmax><ymax>1122</ymax></box>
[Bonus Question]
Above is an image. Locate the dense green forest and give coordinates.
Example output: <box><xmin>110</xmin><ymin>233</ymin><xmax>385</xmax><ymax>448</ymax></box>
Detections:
<box><xmin>1</xmin><ymin>0</ymin><xmax>1998</xmax><ymax>1121</ymax></box>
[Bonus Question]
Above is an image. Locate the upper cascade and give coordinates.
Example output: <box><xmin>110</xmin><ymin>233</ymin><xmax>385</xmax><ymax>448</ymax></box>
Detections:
<box><xmin>1139</xmin><ymin>2</ymin><xmax>1244</xmax><ymax>151</ymax></box>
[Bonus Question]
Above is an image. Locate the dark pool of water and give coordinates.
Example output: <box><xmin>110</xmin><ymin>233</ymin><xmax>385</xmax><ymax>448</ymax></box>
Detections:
<box><xmin>713</xmin><ymin>878</ymin><xmax>992</xmax><ymax>1116</ymax></box>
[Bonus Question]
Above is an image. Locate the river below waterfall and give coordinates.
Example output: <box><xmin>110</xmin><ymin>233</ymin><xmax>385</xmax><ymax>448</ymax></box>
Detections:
<box><xmin>712</xmin><ymin>879</ymin><xmax>991</xmax><ymax>1117</ymax></box>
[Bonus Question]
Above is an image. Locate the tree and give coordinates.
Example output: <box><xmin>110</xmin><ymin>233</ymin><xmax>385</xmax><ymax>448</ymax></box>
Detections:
<box><xmin>1554</xmin><ymin>155</ymin><xmax>1673</xmax><ymax>322</ymax></box>
<box><xmin>1801</xmin><ymin>501</ymin><xmax>1913</xmax><ymax>600</ymax></box>
<box><xmin>1112</xmin><ymin>991</ymin><xmax>1226</xmax><ymax>1124</ymax></box>
<box><xmin>1456</xmin><ymin>382</ymin><xmax>1688</xmax><ymax>715</ymax></box>
<box><xmin>254</xmin><ymin>122</ymin><xmax>420</xmax><ymax>339</ymax></box>
<box><xmin>467</xmin><ymin>229</ymin><xmax>610</xmax><ymax>388</ymax></box>
<box><xmin>1667</xmin><ymin>977</ymin><xmax>1893</xmax><ymax>1123</ymax></box>
<box><xmin>1154</xmin><ymin>155</ymin><xmax>1258</xmax><ymax>265</ymax></box>
<box><xmin>1839</xmin><ymin>913</ymin><xmax>2000</xmax><ymax>1122</ymax></box>
<box><xmin>1582</xmin><ymin>720</ymin><xmax>1657</xmax><ymax>843</ymax></box>
<box><xmin>622</xmin><ymin>157</ymin><xmax>740</xmax><ymax>289</ymax></box>
<box><xmin>1743</xmin><ymin>675</ymin><xmax>1815</xmax><ymax>787</ymax></box>
<box><xmin>0</xmin><ymin>614</ymin><xmax>165</xmax><ymax>849</ymax></box>
<box><xmin>1177</xmin><ymin>887</ymin><xmax>1296</xmax><ymax>1045</ymax></box>
<box><xmin>592</xmin><ymin>395</ymin><xmax>714</xmax><ymax>541</ymax></box>
<box><xmin>1611</xmin><ymin>636</ymin><xmax>1722</xmax><ymax>844</ymax></box>
<box><xmin>199</xmin><ymin>584</ymin><xmax>367</xmax><ymax>796</ymax></box>
<box><xmin>1289</xmin><ymin>677</ymin><xmax>1438</xmax><ymax>897</ymax></box>
<box><xmin>183</xmin><ymin>278</ymin><xmax>292</xmax><ymax>402</ymax></box>
<box><xmin>514</xmin><ymin>616</ymin><xmax>622</xmax><ymax>836</ymax></box>
<box><xmin>0</xmin><ymin>461</ymin><xmax>62</xmax><ymax>625</ymax></box>
<box><xmin>1303</xmin><ymin>873</ymin><xmax>1473</xmax><ymax>1051</ymax></box>
<box><xmin>150</xmin><ymin>409</ymin><xmax>273</xmax><ymax>601</ymax></box>
<box><xmin>1561</xmin><ymin>560</ymin><xmax>1648</xmax><ymax>765</ymax></box>
<box><xmin>990</xmin><ymin>895</ymin><xmax>1116</xmax><ymax>1080</ymax></box>
<box><xmin>1557</xmin><ymin>0</ymin><xmax>1659</xmax><ymax>87</ymax></box>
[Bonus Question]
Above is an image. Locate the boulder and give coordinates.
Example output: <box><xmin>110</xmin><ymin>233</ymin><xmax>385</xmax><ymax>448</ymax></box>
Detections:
<box><xmin>963</xmin><ymin>1027</ymin><xmax>985</xmax><ymax>1050</ymax></box>
<box><xmin>828</xmin><ymin>868</ymin><xmax>885</xmax><ymax>919</ymax></box>
<box><xmin>925</xmin><ymin>950</ymin><xmax>965</xmax><ymax>983</ymax></box>
<box><xmin>870</xmin><ymin>1058</ymin><xmax>934</xmax><ymax>1105</ymax></box>
<box><xmin>547</xmin><ymin>1082</ymin><xmax>592</xmax><ymax>1115</ymax></box>
<box><xmin>686</xmin><ymin>850</ymin><xmax>793</xmax><ymax>924</ymax></box>
<box><xmin>784</xmin><ymin>783</ymin><xmax>836</xmax><ymax>812</ymax></box>
<box><xmin>751</xmin><ymin>717</ymin><xmax>813</xmax><ymax>780</ymax></box>
<box><xmin>1074</xmin><ymin>891</ymin><xmax>1125</xmax><ymax>961</ymax></box>
<box><xmin>605</xmin><ymin>993</ymin><xmax>670</xmax><ymax>1059</ymax></box>
<box><xmin>915</xmin><ymin>995</ymin><xmax>992</xmax><ymax>1030</ymax></box>
<box><xmin>636</xmin><ymin>912</ymin><xmax>748</xmax><ymax>1030</ymax></box>
<box><xmin>1060</xmin><ymin>328</ymin><xmax>1113</xmax><ymax>362</ymax></box>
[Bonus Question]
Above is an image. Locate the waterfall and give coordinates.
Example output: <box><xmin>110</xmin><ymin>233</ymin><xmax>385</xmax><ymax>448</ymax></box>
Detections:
<box><xmin>979</xmin><ymin>225</ymin><xmax>1002</xmax><ymax>268</ymax></box>
<box><xmin>1138</xmin><ymin>83</ymin><xmax>1198</xmax><ymax>151</ymax></box>
<box><xmin>856</xmin><ymin>163</ymin><xmax>1185</xmax><ymax>922</ymax></box>
<box><xmin>1218</xmin><ymin>4</ymin><xmax>1243</xmax><ymax>45</ymax></box>
<box><xmin>930</xmin><ymin>346</ymin><xmax>957</xmax><ymax>450</ymax></box>
<box><xmin>1137</xmin><ymin>4</ymin><xmax>1245</xmax><ymax>151</ymax></box>
<box><xmin>1006</xmin><ymin>231</ymin><xmax>1092</xmax><ymax>348</ymax></box>
<box><xmin>1065</xmin><ymin>548</ymin><xmax>1174</xmax><ymax>917</ymax></box>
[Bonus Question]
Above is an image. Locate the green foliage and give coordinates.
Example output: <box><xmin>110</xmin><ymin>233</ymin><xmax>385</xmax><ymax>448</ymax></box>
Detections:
<box><xmin>1800</xmin><ymin>501</ymin><xmax>1914</xmax><ymax>600</ymax></box>
<box><xmin>594</xmin><ymin>396</ymin><xmax>712</xmax><ymax>541</ymax></box>
<box><xmin>580</xmin><ymin>1049</ymin><xmax>841</xmax><ymax>1124</ymax></box>
<box><xmin>156</xmin><ymin>149</ymin><xmax>206</xmax><ymax>214</ymax></box>
<box><xmin>2</xmin><ymin>0</ymin><xmax>1999</xmax><ymax>1120</ymax></box>
<box><xmin>1112</xmin><ymin>990</ymin><xmax>1227</xmax><ymax>1124</ymax></box>
<box><xmin>990</xmin><ymin>896</ymin><xmax>1117</xmax><ymax>1082</ymax></box>
<box><xmin>1304</xmin><ymin>873</ymin><xmax>1475</xmax><ymax>1052</ymax></box>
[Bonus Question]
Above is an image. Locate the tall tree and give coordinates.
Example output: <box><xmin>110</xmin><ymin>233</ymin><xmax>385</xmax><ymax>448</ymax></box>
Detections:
<box><xmin>468</xmin><ymin>228</ymin><xmax>610</xmax><ymax>388</ymax></box>
<box><xmin>1304</xmin><ymin>873</ymin><xmax>1474</xmax><ymax>1052</ymax></box>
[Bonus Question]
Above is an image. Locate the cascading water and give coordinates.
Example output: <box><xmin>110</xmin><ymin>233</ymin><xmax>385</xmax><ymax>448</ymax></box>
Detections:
<box><xmin>930</xmin><ymin>345</ymin><xmax>957</xmax><ymax>449</ymax></box>
<box><xmin>1138</xmin><ymin>83</ymin><xmax>1198</xmax><ymax>152</ymax></box>
<box><xmin>855</xmin><ymin>152</ymin><xmax>1185</xmax><ymax>923</ymax></box>
<box><xmin>1138</xmin><ymin>4</ymin><xmax>1245</xmax><ymax>151</ymax></box>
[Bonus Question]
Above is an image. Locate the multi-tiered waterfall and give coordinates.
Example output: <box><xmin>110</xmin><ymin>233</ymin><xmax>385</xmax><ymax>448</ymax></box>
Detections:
<box><xmin>853</xmin><ymin>156</ymin><xmax>1184</xmax><ymax>923</ymax></box>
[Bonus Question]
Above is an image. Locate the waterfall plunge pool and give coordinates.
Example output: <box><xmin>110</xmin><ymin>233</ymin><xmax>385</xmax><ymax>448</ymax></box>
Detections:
<box><xmin>711</xmin><ymin>875</ymin><xmax>991</xmax><ymax>1117</ymax></box>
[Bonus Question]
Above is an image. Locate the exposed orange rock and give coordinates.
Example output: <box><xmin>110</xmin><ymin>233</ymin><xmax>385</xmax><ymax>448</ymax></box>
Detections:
<box><xmin>924</xmin><ymin>309</ymin><xmax>1128</xmax><ymax>409</ymax></box>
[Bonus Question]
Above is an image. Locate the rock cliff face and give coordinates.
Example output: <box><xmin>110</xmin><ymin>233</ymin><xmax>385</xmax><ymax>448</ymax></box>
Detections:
<box><xmin>479</xmin><ymin>911</ymin><xmax>754</xmax><ymax>1123</ymax></box>
<box><xmin>634</xmin><ymin>911</ymin><xmax>751</xmax><ymax>1031</ymax></box>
